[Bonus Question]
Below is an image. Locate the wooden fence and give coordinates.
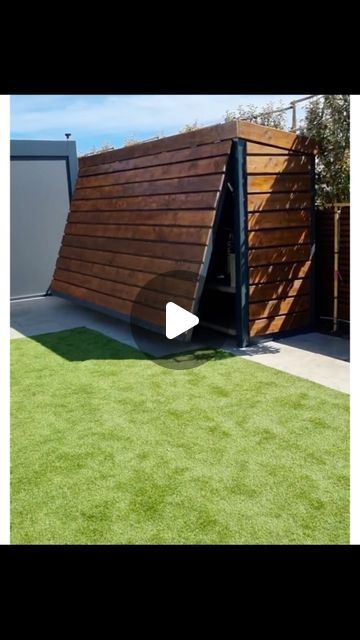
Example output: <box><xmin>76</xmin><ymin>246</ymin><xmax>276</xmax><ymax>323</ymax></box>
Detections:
<box><xmin>315</xmin><ymin>204</ymin><xmax>350</xmax><ymax>333</ymax></box>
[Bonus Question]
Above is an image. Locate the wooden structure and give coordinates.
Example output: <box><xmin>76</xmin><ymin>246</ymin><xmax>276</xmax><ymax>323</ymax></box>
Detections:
<box><xmin>51</xmin><ymin>121</ymin><xmax>317</xmax><ymax>346</ymax></box>
<box><xmin>316</xmin><ymin>204</ymin><xmax>350</xmax><ymax>332</ymax></box>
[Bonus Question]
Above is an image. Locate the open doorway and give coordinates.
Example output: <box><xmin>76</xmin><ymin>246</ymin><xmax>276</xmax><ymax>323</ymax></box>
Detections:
<box><xmin>197</xmin><ymin>183</ymin><xmax>237</xmax><ymax>337</ymax></box>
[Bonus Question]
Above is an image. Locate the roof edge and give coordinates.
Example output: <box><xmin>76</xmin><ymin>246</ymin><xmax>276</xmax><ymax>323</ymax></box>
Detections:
<box><xmin>236</xmin><ymin>120</ymin><xmax>319</xmax><ymax>154</ymax></box>
<box><xmin>80</xmin><ymin>121</ymin><xmax>238</xmax><ymax>168</ymax></box>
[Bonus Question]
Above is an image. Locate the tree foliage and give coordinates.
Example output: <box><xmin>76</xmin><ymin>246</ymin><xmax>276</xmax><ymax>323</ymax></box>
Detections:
<box><xmin>224</xmin><ymin>101</ymin><xmax>288</xmax><ymax>130</ymax></box>
<box><xmin>300</xmin><ymin>95</ymin><xmax>350</xmax><ymax>206</ymax></box>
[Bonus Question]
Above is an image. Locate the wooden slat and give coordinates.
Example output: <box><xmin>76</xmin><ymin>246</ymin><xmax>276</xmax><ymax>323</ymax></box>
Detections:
<box><xmin>56</xmin><ymin>257</ymin><xmax>197</xmax><ymax>298</ymax></box>
<box><xmin>77</xmin><ymin>156</ymin><xmax>228</xmax><ymax>188</ymax></box>
<box><xmin>62</xmin><ymin>234</ymin><xmax>205</xmax><ymax>262</ymax></box>
<box><xmin>54</xmin><ymin>269</ymin><xmax>192</xmax><ymax>310</ymax></box>
<box><xmin>65</xmin><ymin>223</ymin><xmax>210</xmax><ymax>245</ymax></box>
<box><xmin>249</xmin><ymin>311</ymin><xmax>311</xmax><ymax>336</ymax></box>
<box><xmin>249</xmin><ymin>261</ymin><xmax>312</xmax><ymax>284</ymax></box>
<box><xmin>248</xmin><ymin>228</ymin><xmax>310</xmax><ymax>248</ymax></box>
<box><xmin>79</xmin><ymin>121</ymin><xmax>238</xmax><ymax>168</ymax></box>
<box><xmin>79</xmin><ymin>140</ymin><xmax>232</xmax><ymax>177</ymax></box>
<box><xmin>70</xmin><ymin>192</ymin><xmax>219</xmax><ymax>212</ymax></box>
<box><xmin>247</xmin><ymin>174</ymin><xmax>311</xmax><ymax>193</ymax></box>
<box><xmin>249</xmin><ymin>278</ymin><xmax>310</xmax><ymax>302</ymax></box>
<box><xmin>249</xmin><ymin>295</ymin><xmax>310</xmax><ymax>320</ymax></box>
<box><xmin>248</xmin><ymin>210</ymin><xmax>311</xmax><ymax>230</ymax></box>
<box><xmin>69</xmin><ymin>210</ymin><xmax>215</xmax><ymax>227</ymax></box>
<box><xmin>74</xmin><ymin>174</ymin><xmax>222</xmax><ymax>199</ymax></box>
<box><xmin>59</xmin><ymin>246</ymin><xmax>201</xmax><ymax>276</ymax></box>
<box><xmin>248</xmin><ymin>193</ymin><xmax>312</xmax><ymax>212</ymax></box>
<box><xmin>246</xmin><ymin>142</ymin><xmax>300</xmax><ymax>155</ymax></box>
<box><xmin>247</xmin><ymin>155</ymin><xmax>311</xmax><ymax>174</ymax></box>
<box><xmin>248</xmin><ymin>245</ymin><xmax>311</xmax><ymax>267</ymax></box>
<box><xmin>238</xmin><ymin>121</ymin><xmax>318</xmax><ymax>153</ymax></box>
<box><xmin>52</xmin><ymin>279</ymin><xmax>165</xmax><ymax>327</ymax></box>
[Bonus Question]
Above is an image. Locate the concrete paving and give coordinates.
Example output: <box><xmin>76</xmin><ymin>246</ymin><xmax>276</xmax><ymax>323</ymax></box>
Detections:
<box><xmin>11</xmin><ymin>295</ymin><xmax>350</xmax><ymax>393</ymax></box>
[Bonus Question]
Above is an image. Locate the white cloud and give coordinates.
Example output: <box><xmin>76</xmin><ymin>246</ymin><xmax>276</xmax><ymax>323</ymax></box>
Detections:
<box><xmin>11</xmin><ymin>94</ymin><xmax>306</xmax><ymax>137</ymax></box>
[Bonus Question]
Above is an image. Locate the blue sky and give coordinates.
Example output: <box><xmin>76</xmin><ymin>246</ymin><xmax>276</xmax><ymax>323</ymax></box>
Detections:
<box><xmin>11</xmin><ymin>95</ymin><xmax>308</xmax><ymax>155</ymax></box>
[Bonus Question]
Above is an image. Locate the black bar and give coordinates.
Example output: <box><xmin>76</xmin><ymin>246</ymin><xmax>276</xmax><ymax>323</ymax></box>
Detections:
<box><xmin>233</xmin><ymin>139</ymin><xmax>249</xmax><ymax>347</ymax></box>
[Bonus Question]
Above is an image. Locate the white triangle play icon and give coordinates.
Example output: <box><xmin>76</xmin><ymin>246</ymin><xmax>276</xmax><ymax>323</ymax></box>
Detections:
<box><xmin>166</xmin><ymin>302</ymin><xmax>199</xmax><ymax>340</ymax></box>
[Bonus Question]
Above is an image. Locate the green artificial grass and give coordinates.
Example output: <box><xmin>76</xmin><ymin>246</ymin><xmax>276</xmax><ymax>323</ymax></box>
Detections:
<box><xmin>11</xmin><ymin>327</ymin><xmax>349</xmax><ymax>544</ymax></box>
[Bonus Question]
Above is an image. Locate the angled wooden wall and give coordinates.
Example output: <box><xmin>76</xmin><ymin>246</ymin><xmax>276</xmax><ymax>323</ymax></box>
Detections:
<box><xmin>51</xmin><ymin>123</ymin><xmax>236</xmax><ymax>332</ymax></box>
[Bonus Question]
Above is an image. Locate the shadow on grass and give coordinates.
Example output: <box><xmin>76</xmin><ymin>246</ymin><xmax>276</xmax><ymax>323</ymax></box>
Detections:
<box><xmin>29</xmin><ymin>326</ymin><xmax>234</xmax><ymax>366</ymax></box>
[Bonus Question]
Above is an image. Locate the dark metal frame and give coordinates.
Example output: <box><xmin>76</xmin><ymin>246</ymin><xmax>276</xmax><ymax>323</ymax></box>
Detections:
<box><xmin>232</xmin><ymin>139</ymin><xmax>249</xmax><ymax>348</ymax></box>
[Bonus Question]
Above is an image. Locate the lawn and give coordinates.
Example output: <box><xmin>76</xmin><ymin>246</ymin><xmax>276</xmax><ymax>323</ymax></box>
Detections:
<box><xmin>11</xmin><ymin>327</ymin><xmax>349</xmax><ymax>544</ymax></box>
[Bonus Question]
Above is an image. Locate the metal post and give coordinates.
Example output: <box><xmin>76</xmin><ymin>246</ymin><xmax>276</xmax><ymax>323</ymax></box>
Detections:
<box><xmin>233</xmin><ymin>139</ymin><xmax>249</xmax><ymax>348</ymax></box>
<box><xmin>333</xmin><ymin>205</ymin><xmax>341</xmax><ymax>332</ymax></box>
<box><xmin>291</xmin><ymin>101</ymin><xmax>297</xmax><ymax>131</ymax></box>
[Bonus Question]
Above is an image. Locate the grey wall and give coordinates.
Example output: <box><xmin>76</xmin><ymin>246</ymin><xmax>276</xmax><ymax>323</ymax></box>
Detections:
<box><xmin>10</xmin><ymin>140</ymin><xmax>77</xmax><ymax>299</ymax></box>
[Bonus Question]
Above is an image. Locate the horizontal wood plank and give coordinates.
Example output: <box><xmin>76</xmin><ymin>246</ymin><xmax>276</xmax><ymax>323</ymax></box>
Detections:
<box><xmin>69</xmin><ymin>210</ymin><xmax>215</xmax><ymax>227</ymax></box>
<box><xmin>56</xmin><ymin>257</ymin><xmax>197</xmax><ymax>298</ymax></box>
<box><xmin>249</xmin><ymin>261</ymin><xmax>312</xmax><ymax>284</ymax></box>
<box><xmin>247</xmin><ymin>174</ymin><xmax>311</xmax><ymax>193</ymax></box>
<box><xmin>77</xmin><ymin>156</ymin><xmax>228</xmax><ymax>188</ymax></box>
<box><xmin>248</xmin><ymin>245</ymin><xmax>311</xmax><ymax>266</ymax></box>
<box><xmin>59</xmin><ymin>245</ymin><xmax>202</xmax><ymax>276</ymax></box>
<box><xmin>79</xmin><ymin>140</ymin><xmax>232</xmax><ymax>177</ymax></box>
<box><xmin>65</xmin><ymin>222</ymin><xmax>210</xmax><ymax>245</ymax></box>
<box><xmin>62</xmin><ymin>234</ymin><xmax>206</xmax><ymax>262</ymax></box>
<box><xmin>74</xmin><ymin>174</ymin><xmax>222</xmax><ymax>199</ymax></box>
<box><xmin>249</xmin><ymin>278</ymin><xmax>310</xmax><ymax>302</ymax></box>
<box><xmin>246</xmin><ymin>142</ymin><xmax>300</xmax><ymax>155</ymax></box>
<box><xmin>249</xmin><ymin>295</ymin><xmax>310</xmax><ymax>320</ymax></box>
<box><xmin>248</xmin><ymin>228</ymin><xmax>310</xmax><ymax>248</ymax></box>
<box><xmin>248</xmin><ymin>193</ymin><xmax>312</xmax><ymax>212</ymax></box>
<box><xmin>249</xmin><ymin>311</ymin><xmax>311</xmax><ymax>336</ymax></box>
<box><xmin>51</xmin><ymin>279</ymin><xmax>166</xmax><ymax>327</ymax></box>
<box><xmin>247</xmin><ymin>155</ymin><xmax>312</xmax><ymax>174</ymax></box>
<box><xmin>248</xmin><ymin>210</ymin><xmax>311</xmax><ymax>230</ymax></box>
<box><xmin>54</xmin><ymin>269</ymin><xmax>192</xmax><ymax>310</ymax></box>
<box><xmin>71</xmin><ymin>192</ymin><xmax>219</xmax><ymax>211</ymax></box>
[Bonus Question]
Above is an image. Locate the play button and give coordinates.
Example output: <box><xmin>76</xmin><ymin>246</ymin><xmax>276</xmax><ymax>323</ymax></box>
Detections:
<box><xmin>130</xmin><ymin>269</ymin><xmax>229</xmax><ymax>370</ymax></box>
<box><xmin>166</xmin><ymin>302</ymin><xmax>199</xmax><ymax>340</ymax></box>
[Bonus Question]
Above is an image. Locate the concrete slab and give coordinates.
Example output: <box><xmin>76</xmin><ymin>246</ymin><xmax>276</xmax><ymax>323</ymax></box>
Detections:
<box><xmin>10</xmin><ymin>296</ymin><xmax>204</xmax><ymax>357</ymax></box>
<box><xmin>240</xmin><ymin>339</ymin><xmax>349</xmax><ymax>394</ymax></box>
<box><xmin>11</xmin><ymin>296</ymin><xmax>350</xmax><ymax>393</ymax></box>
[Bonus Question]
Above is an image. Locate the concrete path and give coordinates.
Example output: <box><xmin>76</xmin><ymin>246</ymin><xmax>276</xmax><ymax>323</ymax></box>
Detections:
<box><xmin>11</xmin><ymin>296</ymin><xmax>350</xmax><ymax>393</ymax></box>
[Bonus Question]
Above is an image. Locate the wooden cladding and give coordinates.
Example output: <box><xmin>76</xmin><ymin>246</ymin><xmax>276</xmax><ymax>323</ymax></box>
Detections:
<box><xmin>247</xmin><ymin>193</ymin><xmax>312</xmax><ymax>212</ymax></box>
<box><xmin>79</xmin><ymin>140</ymin><xmax>232</xmax><ymax>177</ymax></box>
<box><xmin>64</xmin><ymin>223</ymin><xmax>211</xmax><ymax>245</ymax></box>
<box><xmin>247</xmin><ymin>155</ymin><xmax>311</xmax><ymax>174</ymax></box>
<box><xmin>51</xmin><ymin>121</ymin><xmax>316</xmax><ymax>340</ymax></box>
<box><xmin>51</xmin><ymin>138</ymin><xmax>232</xmax><ymax>331</ymax></box>
<box><xmin>75</xmin><ymin>175</ymin><xmax>223</xmax><ymax>199</ymax></box>
<box><xmin>246</xmin><ymin>135</ymin><xmax>313</xmax><ymax>336</ymax></box>
<box><xmin>79</xmin><ymin>122</ymin><xmax>238</xmax><ymax>168</ymax></box>
<box><xmin>315</xmin><ymin>206</ymin><xmax>350</xmax><ymax>326</ymax></box>
<box><xmin>250</xmin><ymin>311</ymin><xmax>311</xmax><ymax>337</ymax></box>
<box><xmin>248</xmin><ymin>210</ymin><xmax>311</xmax><ymax>229</ymax></box>
<box><xmin>78</xmin><ymin>156</ymin><xmax>229</xmax><ymax>188</ymax></box>
<box><xmin>247</xmin><ymin>174</ymin><xmax>311</xmax><ymax>193</ymax></box>
<box><xmin>71</xmin><ymin>192</ymin><xmax>221</xmax><ymax>212</ymax></box>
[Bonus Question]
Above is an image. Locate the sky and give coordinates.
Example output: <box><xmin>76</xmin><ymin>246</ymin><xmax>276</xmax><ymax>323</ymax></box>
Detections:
<box><xmin>11</xmin><ymin>95</ymin><xmax>309</xmax><ymax>155</ymax></box>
